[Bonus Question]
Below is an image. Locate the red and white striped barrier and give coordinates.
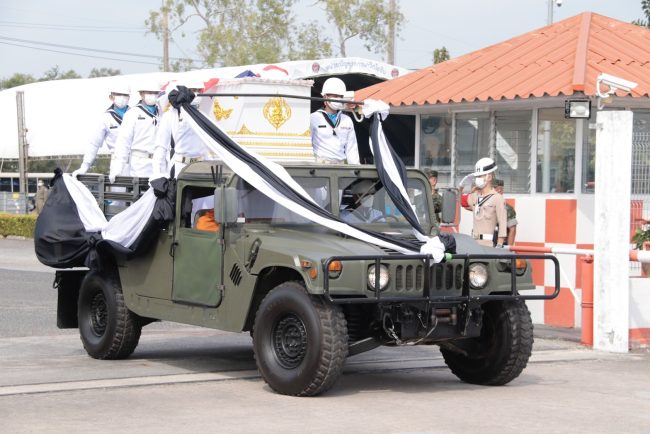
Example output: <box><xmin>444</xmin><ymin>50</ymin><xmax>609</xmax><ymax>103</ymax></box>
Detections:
<box><xmin>503</xmin><ymin>245</ymin><xmax>650</xmax><ymax>263</ymax></box>
<box><xmin>501</xmin><ymin>244</ymin><xmax>650</xmax><ymax>347</ymax></box>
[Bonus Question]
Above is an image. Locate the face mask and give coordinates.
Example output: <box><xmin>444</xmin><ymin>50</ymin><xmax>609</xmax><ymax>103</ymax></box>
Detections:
<box><xmin>474</xmin><ymin>176</ymin><xmax>487</xmax><ymax>189</ymax></box>
<box><xmin>143</xmin><ymin>94</ymin><xmax>158</xmax><ymax>106</ymax></box>
<box><xmin>113</xmin><ymin>95</ymin><xmax>129</xmax><ymax>109</ymax></box>
<box><xmin>327</xmin><ymin>100</ymin><xmax>344</xmax><ymax>111</ymax></box>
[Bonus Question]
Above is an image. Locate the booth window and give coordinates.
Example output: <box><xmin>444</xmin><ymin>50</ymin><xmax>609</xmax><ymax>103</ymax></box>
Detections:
<box><xmin>455</xmin><ymin>112</ymin><xmax>490</xmax><ymax>184</ymax></box>
<box><xmin>420</xmin><ymin>114</ymin><xmax>452</xmax><ymax>186</ymax></box>
<box><xmin>495</xmin><ymin>110</ymin><xmax>532</xmax><ymax>193</ymax></box>
<box><xmin>536</xmin><ymin>108</ymin><xmax>576</xmax><ymax>193</ymax></box>
<box><xmin>581</xmin><ymin>119</ymin><xmax>597</xmax><ymax>193</ymax></box>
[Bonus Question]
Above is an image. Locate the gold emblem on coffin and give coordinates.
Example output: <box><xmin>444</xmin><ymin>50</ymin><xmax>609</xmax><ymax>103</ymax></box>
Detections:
<box><xmin>212</xmin><ymin>98</ymin><xmax>233</xmax><ymax>121</ymax></box>
<box><xmin>263</xmin><ymin>97</ymin><xmax>291</xmax><ymax>130</ymax></box>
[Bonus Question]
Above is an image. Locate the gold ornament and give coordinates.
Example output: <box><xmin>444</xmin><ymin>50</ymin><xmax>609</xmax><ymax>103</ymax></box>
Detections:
<box><xmin>212</xmin><ymin>99</ymin><xmax>233</xmax><ymax>121</ymax></box>
<box><xmin>263</xmin><ymin>97</ymin><xmax>291</xmax><ymax>130</ymax></box>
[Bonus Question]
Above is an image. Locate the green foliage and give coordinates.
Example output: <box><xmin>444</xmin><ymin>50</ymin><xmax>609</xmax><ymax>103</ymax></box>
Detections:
<box><xmin>433</xmin><ymin>46</ymin><xmax>450</xmax><ymax>64</ymax></box>
<box><xmin>633</xmin><ymin>0</ymin><xmax>650</xmax><ymax>27</ymax></box>
<box><xmin>146</xmin><ymin>0</ymin><xmax>333</xmax><ymax>67</ymax></box>
<box><xmin>2</xmin><ymin>66</ymin><xmax>121</xmax><ymax>90</ymax></box>
<box><xmin>0</xmin><ymin>213</ymin><xmax>37</xmax><ymax>238</ymax></box>
<box><xmin>632</xmin><ymin>224</ymin><xmax>650</xmax><ymax>249</ymax></box>
<box><xmin>40</xmin><ymin>66</ymin><xmax>81</xmax><ymax>81</ymax></box>
<box><xmin>89</xmin><ymin>67</ymin><xmax>121</xmax><ymax>78</ymax></box>
<box><xmin>0</xmin><ymin>73</ymin><xmax>36</xmax><ymax>90</ymax></box>
<box><xmin>317</xmin><ymin>0</ymin><xmax>404</xmax><ymax>57</ymax></box>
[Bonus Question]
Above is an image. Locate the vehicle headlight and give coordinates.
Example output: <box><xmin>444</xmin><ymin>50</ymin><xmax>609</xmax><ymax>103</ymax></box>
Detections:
<box><xmin>368</xmin><ymin>264</ymin><xmax>390</xmax><ymax>291</ymax></box>
<box><xmin>468</xmin><ymin>263</ymin><xmax>488</xmax><ymax>289</ymax></box>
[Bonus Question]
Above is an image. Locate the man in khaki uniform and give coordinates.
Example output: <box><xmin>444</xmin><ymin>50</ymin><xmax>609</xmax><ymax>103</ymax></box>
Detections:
<box><xmin>494</xmin><ymin>179</ymin><xmax>517</xmax><ymax>245</ymax></box>
<box><xmin>466</xmin><ymin>158</ymin><xmax>506</xmax><ymax>247</ymax></box>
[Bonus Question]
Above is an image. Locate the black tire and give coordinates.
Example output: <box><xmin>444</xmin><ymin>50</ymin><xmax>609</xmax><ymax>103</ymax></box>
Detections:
<box><xmin>440</xmin><ymin>300</ymin><xmax>533</xmax><ymax>386</ymax></box>
<box><xmin>252</xmin><ymin>281</ymin><xmax>348</xmax><ymax>396</ymax></box>
<box><xmin>77</xmin><ymin>271</ymin><xmax>142</xmax><ymax>360</ymax></box>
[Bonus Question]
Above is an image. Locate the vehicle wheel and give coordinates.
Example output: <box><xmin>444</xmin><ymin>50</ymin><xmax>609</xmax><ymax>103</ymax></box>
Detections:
<box><xmin>253</xmin><ymin>281</ymin><xmax>348</xmax><ymax>396</ymax></box>
<box><xmin>440</xmin><ymin>300</ymin><xmax>533</xmax><ymax>386</ymax></box>
<box><xmin>77</xmin><ymin>271</ymin><xmax>142</xmax><ymax>360</ymax></box>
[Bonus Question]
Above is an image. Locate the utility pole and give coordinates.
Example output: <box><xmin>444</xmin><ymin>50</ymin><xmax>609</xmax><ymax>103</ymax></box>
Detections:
<box><xmin>547</xmin><ymin>0</ymin><xmax>563</xmax><ymax>25</ymax></box>
<box><xmin>162</xmin><ymin>3</ymin><xmax>170</xmax><ymax>72</ymax></box>
<box><xmin>16</xmin><ymin>91</ymin><xmax>28</xmax><ymax>212</ymax></box>
<box><xmin>387</xmin><ymin>0</ymin><xmax>396</xmax><ymax>64</ymax></box>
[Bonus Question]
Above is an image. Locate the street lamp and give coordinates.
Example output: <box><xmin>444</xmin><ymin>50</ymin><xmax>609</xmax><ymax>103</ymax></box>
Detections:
<box><xmin>565</xmin><ymin>99</ymin><xmax>591</xmax><ymax>119</ymax></box>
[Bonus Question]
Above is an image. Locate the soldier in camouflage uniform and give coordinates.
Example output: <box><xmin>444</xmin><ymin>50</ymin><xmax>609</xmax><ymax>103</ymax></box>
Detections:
<box><xmin>494</xmin><ymin>179</ymin><xmax>517</xmax><ymax>245</ymax></box>
<box><xmin>424</xmin><ymin>169</ymin><xmax>442</xmax><ymax>224</ymax></box>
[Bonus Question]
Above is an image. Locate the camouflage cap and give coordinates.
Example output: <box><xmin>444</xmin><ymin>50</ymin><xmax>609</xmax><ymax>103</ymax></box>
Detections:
<box><xmin>423</xmin><ymin>168</ymin><xmax>438</xmax><ymax>178</ymax></box>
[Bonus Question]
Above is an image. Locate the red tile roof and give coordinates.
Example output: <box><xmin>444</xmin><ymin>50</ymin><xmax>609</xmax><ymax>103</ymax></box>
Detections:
<box><xmin>357</xmin><ymin>12</ymin><xmax>650</xmax><ymax>106</ymax></box>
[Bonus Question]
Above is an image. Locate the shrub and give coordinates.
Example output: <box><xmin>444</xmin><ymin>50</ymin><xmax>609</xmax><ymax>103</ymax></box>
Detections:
<box><xmin>0</xmin><ymin>213</ymin><xmax>37</xmax><ymax>238</ymax></box>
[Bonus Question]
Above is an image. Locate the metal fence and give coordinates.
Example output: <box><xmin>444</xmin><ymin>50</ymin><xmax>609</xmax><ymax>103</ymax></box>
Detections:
<box><xmin>630</xmin><ymin>132</ymin><xmax>650</xmax><ymax>276</ymax></box>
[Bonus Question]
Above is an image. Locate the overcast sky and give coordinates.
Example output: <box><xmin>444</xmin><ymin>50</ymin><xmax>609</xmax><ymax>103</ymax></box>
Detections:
<box><xmin>0</xmin><ymin>0</ymin><xmax>644</xmax><ymax>79</ymax></box>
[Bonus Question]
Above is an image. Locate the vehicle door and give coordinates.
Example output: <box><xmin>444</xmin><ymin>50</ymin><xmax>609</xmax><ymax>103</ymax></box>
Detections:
<box><xmin>171</xmin><ymin>184</ymin><xmax>224</xmax><ymax>307</ymax></box>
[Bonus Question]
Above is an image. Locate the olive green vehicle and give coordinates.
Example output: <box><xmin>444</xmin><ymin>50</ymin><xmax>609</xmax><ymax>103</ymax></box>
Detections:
<box><xmin>55</xmin><ymin>162</ymin><xmax>560</xmax><ymax>396</ymax></box>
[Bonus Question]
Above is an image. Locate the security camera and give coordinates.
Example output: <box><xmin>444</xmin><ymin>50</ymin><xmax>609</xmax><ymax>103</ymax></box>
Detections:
<box><xmin>596</xmin><ymin>72</ymin><xmax>638</xmax><ymax>97</ymax></box>
<box><xmin>556</xmin><ymin>0</ymin><xmax>563</xmax><ymax>6</ymax></box>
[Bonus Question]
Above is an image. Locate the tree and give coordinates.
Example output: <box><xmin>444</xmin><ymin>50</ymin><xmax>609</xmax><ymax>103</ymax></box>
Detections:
<box><xmin>145</xmin><ymin>0</ymin><xmax>331</xmax><ymax>67</ymax></box>
<box><xmin>633</xmin><ymin>0</ymin><xmax>650</xmax><ymax>27</ymax></box>
<box><xmin>88</xmin><ymin>68</ymin><xmax>121</xmax><ymax>78</ymax></box>
<box><xmin>0</xmin><ymin>73</ymin><xmax>36</xmax><ymax>90</ymax></box>
<box><xmin>316</xmin><ymin>0</ymin><xmax>404</xmax><ymax>58</ymax></box>
<box><xmin>40</xmin><ymin>66</ymin><xmax>81</xmax><ymax>81</ymax></box>
<box><xmin>432</xmin><ymin>47</ymin><xmax>450</xmax><ymax>64</ymax></box>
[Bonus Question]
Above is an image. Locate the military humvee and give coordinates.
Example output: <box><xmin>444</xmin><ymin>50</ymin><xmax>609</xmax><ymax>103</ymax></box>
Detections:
<box><xmin>54</xmin><ymin>162</ymin><xmax>559</xmax><ymax>396</ymax></box>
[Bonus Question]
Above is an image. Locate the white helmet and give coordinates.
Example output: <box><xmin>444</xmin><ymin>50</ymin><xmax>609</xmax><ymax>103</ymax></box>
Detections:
<box><xmin>110</xmin><ymin>84</ymin><xmax>131</xmax><ymax>95</ymax></box>
<box><xmin>182</xmin><ymin>79</ymin><xmax>205</xmax><ymax>91</ymax></box>
<box><xmin>321</xmin><ymin>77</ymin><xmax>346</xmax><ymax>96</ymax></box>
<box><xmin>472</xmin><ymin>157</ymin><xmax>497</xmax><ymax>176</ymax></box>
<box><xmin>137</xmin><ymin>81</ymin><xmax>161</xmax><ymax>93</ymax></box>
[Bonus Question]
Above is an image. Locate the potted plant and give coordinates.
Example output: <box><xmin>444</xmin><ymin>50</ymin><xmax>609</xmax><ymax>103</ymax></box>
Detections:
<box><xmin>632</xmin><ymin>223</ymin><xmax>650</xmax><ymax>276</ymax></box>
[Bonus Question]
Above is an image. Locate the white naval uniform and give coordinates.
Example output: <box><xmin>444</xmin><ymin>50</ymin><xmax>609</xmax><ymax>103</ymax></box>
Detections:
<box><xmin>309</xmin><ymin>109</ymin><xmax>359</xmax><ymax>164</ymax></box>
<box><xmin>152</xmin><ymin>107</ymin><xmax>208</xmax><ymax>179</ymax></box>
<box><xmin>110</xmin><ymin>104</ymin><xmax>159</xmax><ymax>179</ymax></box>
<box><xmin>79</xmin><ymin>106</ymin><xmax>129</xmax><ymax>174</ymax></box>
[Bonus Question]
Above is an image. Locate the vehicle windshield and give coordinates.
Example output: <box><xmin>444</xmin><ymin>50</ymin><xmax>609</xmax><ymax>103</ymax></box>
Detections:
<box><xmin>338</xmin><ymin>177</ymin><xmax>430</xmax><ymax>226</ymax></box>
<box><xmin>234</xmin><ymin>175</ymin><xmax>430</xmax><ymax>227</ymax></box>
<box><xmin>235</xmin><ymin>176</ymin><xmax>331</xmax><ymax>224</ymax></box>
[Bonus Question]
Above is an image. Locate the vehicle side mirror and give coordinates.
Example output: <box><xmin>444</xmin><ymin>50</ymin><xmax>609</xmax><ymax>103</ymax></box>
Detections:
<box><xmin>214</xmin><ymin>186</ymin><xmax>238</xmax><ymax>223</ymax></box>
<box><xmin>441</xmin><ymin>189</ymin><xmax>458</xmax><ymax>225</ymax></box>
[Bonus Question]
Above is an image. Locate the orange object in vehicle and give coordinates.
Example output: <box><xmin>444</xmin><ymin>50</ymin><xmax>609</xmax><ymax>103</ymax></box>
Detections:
<box><xmin>196</xmin><ymin>209</ymin><xmax>220</xmax><ymax>232</ymax></box>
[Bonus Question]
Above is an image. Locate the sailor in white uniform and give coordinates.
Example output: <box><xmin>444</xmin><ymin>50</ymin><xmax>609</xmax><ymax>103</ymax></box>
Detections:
<box><xmin>109</xmin><ymin>81</ymin><xmax>161</xmax><ymax>182</ymax></box>
<box><xmin>309</xmin><ymin>77</ymin><xmax>359</xmax><ymax>165</ymax></box>
<box><xmin>151</xmin><ymin>80</ymin><xmax>208</xmax><ymax>179</ymax></box>
<box><xmin>72</xmin><ymin>84</ymin><xmax>131</xmax><ymax>177</ymax></box>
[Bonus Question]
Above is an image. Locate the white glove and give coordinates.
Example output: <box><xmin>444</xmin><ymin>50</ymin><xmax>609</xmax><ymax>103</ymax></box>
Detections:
<box><xmin>109</xmin><ymin>173</ymin><xmax>116</xmax><ymax>184</ymax></box>
<box><xmin>420</xmin><ymin>236</ymin><xmax>446</xmax><ymax>263</ymax></box>
<box><xmin>72</xmin><ymin>164</ymin><xmax>89</xmax><ymax>178</ymax></box>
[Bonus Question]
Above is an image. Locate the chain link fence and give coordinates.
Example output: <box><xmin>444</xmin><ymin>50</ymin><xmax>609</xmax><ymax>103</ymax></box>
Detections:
<box><xmin>630</xmin><ymin>131</ymin><xmax>650</xmax><ymax>276</ymax></box>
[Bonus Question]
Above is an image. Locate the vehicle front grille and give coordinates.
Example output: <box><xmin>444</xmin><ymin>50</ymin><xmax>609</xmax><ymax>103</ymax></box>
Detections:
<box><xmin>431</xmin><ymin>263</ymin><xmax>464</xmax><ymax>290</ymax></box>
<box><xmin>393</xmin><ymin>264</ymin><xmax>425</xmax><ymax>292</ymax></box>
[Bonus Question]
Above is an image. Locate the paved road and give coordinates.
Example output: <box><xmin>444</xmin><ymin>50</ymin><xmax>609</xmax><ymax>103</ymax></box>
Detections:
<box><xmin>1</xmin><ymin>239</ymin><xmax>649</xmax><ymax>433</ymax></box>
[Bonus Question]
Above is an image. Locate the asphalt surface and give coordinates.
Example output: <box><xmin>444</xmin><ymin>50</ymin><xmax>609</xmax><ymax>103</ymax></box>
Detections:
<box><xmin>1</xmin><ymin>238</ymin><xmax>649</xmax><ymax>434</ymax></box>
